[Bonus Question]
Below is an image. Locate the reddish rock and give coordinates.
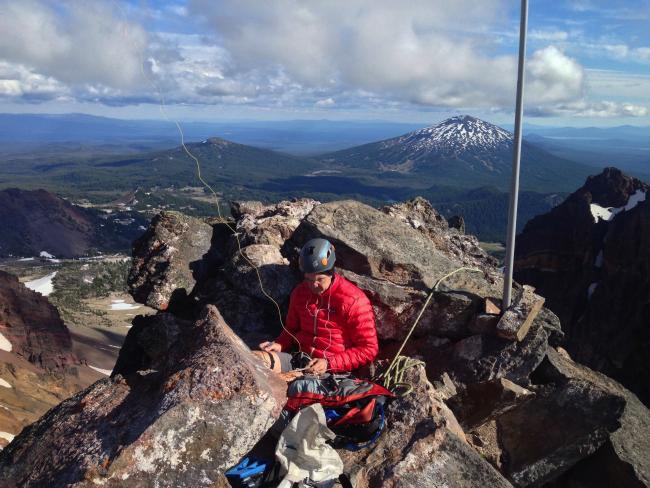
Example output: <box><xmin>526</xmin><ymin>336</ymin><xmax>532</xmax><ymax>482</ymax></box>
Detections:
<box><xmin>0</xmin><ymin>271</ymin><xmax>75</xmax><ymax>370</ymax></box>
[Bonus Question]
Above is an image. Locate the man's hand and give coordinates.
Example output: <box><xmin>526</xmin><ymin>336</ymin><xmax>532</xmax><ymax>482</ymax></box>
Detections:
<box><xmin>305</xmin><ymin>358</ymin><xmax>328</xmax><ymax>375</ymax></box>
<box><xmin>259</xmin><ymin>341</ymin><xmax>282</xmax><ymax>353</ymax></box>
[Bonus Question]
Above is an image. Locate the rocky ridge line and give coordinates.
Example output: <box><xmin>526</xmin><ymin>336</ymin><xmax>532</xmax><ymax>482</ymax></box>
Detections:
<box><xmin>1</xmin><ymin>195</ymin><xmax>648</xmax><ymax>487</ymax></box>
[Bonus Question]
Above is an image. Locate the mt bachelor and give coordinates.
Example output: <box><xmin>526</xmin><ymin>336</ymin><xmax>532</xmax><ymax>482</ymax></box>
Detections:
<box><xmin>320</xmin><ymin>115</ymin><xmax>593</xmax><ymax>192</ymax></box>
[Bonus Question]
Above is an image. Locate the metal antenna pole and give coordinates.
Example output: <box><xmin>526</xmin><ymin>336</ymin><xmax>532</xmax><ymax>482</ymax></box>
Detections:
<box><xmin>503</xmin><ymin>0</ymin><xmax>529</xmax><ymax>309</ymax></box>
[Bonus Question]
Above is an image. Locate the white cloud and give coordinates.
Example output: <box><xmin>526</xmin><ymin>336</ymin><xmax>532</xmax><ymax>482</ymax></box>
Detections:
<box><xmin>0</xmin><ymin>0</ymin><xmax>148</xmax><ymax>89</ymax></box>
<box><xmin>188</xmin><ymin>0</ymin><xmax>627</xmax><ymax>116</ymax></box>
<box><xmin>0</xmin><ymin>61</ymin><xmax>68</xmax><ymax>100</ymax></box>
<box><xmin>190</xmin><ymin>0</ymin><xmax>521</xmax><ymax>108</ymax></box>
<box><xmin>529</xmin><ymin>100</ymin><xmax>648</xmax><ymax>118</ymax></box>
<box><xmin>0</xmin><ymin>0</ymin><xmax>645</xmax><ymax>120</ymax></box>
<box><xmin>315</xmin><ymin>98</ymin><xmax>335</xmax><ymax>107</ymax></box>
<box><xmin>530</xmin><ymin>29</ymin><xmax>569</xmax><ymax>42</ymax></box>
<box><xmin>525</xmin><ymin>46</ymin><xmax>585</xmax><ymax>104</ymax></box>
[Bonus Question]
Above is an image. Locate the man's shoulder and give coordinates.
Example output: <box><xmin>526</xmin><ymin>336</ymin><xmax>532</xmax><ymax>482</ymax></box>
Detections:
<box><xmin>334</xmin><ymin>274</ymin><xmax>367</xmax><ymax>300</ymax></box>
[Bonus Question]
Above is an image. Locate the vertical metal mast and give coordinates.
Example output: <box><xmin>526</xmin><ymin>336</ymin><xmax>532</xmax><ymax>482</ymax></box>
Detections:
<box><xmin>502</xmin><ymin>0</ymin><xmax>529</xmax><ymax>309</ymax></box>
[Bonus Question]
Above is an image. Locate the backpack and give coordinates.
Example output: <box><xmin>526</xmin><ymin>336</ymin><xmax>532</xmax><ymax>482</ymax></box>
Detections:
<box><xmin>283</xmin><ymin>374</ymin><xmax>394</xmax><ymax>450</ymax></box>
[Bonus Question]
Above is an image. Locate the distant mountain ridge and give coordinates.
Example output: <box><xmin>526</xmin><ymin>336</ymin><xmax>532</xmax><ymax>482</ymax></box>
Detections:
<box><xmin>0</xmin><ymin>113</ymin><xmax>423</xmax><ymax>155</ymax></box>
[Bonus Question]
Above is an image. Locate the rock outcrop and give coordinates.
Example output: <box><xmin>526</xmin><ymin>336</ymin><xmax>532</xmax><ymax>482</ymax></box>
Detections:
<box><xmin>381</xmin><ymin>197</ymin><xmax>497</xmax><ymax>269</ymax></box>
<box><xmin>340</xmin><ymin>365</ymin><xmax>513</xmax><ymax>487</ymax></box>
<box><xmin>0</xmin><ymin>306</ymin><xmax>287</xmax><ymax>487</ymax></box>
<box><xmin>0</xmin><ymin>270</ymin><xmax>76</xmax><ymax>369</ymax></box>
<box><xmin>2</xmin><ymin>193</ymin><xmax>648</xmax><ymax>487</ymax></box>
<box><xmin>514</xmin><ymin>167</ymin><xmax>650</xmax><ymax>406</ymax></box>
<box><xmin>128</xmin><ymin>211</ymin><xmax>216</xmax><ymax>311</ymax></box>
<box><xmin>537</xmin><ymin>348</ymin><xmax>650</xmax><ymax>488</ymax></box>
<box><xmin>0</xmin><ymin>270</ymin><xmax>101</xmax><ymax>450</ymax></box>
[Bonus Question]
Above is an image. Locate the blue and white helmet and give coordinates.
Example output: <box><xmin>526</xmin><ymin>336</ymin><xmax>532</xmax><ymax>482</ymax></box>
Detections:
<box><xmin>299</xmin><ymin>238</ymin><xmax>336</xmax><ymax>273</ymax></box>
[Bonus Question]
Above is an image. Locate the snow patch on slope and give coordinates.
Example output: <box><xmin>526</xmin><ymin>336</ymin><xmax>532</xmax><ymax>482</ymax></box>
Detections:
<box><xmin>110</xmin><ymin>299</ymin><xmax>140</xmax><ymax>311</ymax></box>
<box><xmin>88</xmin><ymin>365</ymin><xmax>112</xmax><ymax>376</ymax></box>
<box><xmin>0</xmin><ymin>431</ymin><xmax>15</xmax><ymax>443</ymax></box>
<box><xmin>590</xmin><ymin>189</ymin><xmax>647</xmax><ymax>223</ymax></box>
<box><xmin>0</xmin><ymin>332</ymin><xmax>11</xmax><ymax>352</ymax></box>
<box><xmin>25</xmin><ymin>272</ymin><xmax>57</xmax><ymax>296</ymax></box>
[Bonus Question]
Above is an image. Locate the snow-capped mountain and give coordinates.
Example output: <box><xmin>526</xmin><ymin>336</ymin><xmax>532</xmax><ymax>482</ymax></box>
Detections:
<box><xmin>320</xmin><ymin>115</ymin><xmax>593</xmax><ymax>192</ymax></box>
<box><xmin>380</xmin><ymin>115</ymin><xmax>512</xmax><ymax>155</ymax></box>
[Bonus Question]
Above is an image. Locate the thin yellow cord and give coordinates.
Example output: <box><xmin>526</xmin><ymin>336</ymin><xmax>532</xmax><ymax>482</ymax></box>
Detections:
<box><xmin>377</xmin><ymin>266</ymin><xmax>482</xmax><ymax>392</ymax></box>
<box><xmin>112</xmin><ymin>2</ymin><xmax>302</xmax><ymax>350</ymax></box>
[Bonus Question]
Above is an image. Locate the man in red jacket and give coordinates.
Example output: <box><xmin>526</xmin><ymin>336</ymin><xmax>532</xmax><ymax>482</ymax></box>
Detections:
<box><xmin>257</xmin><ymin>238</ymin><xmax>378</xmax><ymax>375</ymax></box>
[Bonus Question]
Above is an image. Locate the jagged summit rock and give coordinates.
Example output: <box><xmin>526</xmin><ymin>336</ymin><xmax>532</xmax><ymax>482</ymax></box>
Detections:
<box><xmin>0</xmin><ymin>306</ymin><xmax>287</xmax><ymax>487</ymax></box>
<box><xmin>515</xmin><ymin>167</ymin><xmax>650</xmax><ymax>406</ymax></box>
<box><xmin>2</xmin><ymin>193</ymin><xmax>648</xmax><ymax>487</ymax></box>
<box><xmin>582</xmin><ymin>166</ymin><xmax>648</xmax><ymax>208</ymax></box>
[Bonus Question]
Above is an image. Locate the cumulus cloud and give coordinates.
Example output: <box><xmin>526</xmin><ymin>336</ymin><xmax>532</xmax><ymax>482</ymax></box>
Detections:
<box><xmin>190</xmin><ymin>0</ymin><xmax>521</xmax><ymax>108</ymax></box>
<box><xmin>189</xmin><ymin>0</ymin><xmax>633</xmax><ymax>117</ymax></box>
<box><xmin>525</xmin><ymin>46</ymin><xmax>585</xmax><ymax>104</ymax></box>
<box><xmin>0</xmin><ymin>61</ymin><xmax>68</xmax><ymax>101</ymax></box>
<box><xmin>0</xmin><ymin>0</ymin><xmax>147</xmax><ymax>89</ymax></box>
<box><xmin>0</xmin><ymin>0</ymin><xmax>645</xmax><ymax>119</ymax></box>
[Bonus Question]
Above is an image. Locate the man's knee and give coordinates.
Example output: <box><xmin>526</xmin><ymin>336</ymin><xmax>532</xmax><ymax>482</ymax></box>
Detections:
<box><xmin>252</xmin><ymin>350</ymin><xmax>283</xmax><ymax>373</ymax></box>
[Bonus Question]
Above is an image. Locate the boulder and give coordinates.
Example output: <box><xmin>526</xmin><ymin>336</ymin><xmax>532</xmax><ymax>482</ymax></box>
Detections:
<box><xmin>448</xmin><ymin>378</ymin><xmax>534</xmax><ymax>431</ymax></box>
<box><xmin>0</xmin><ymin>306</ymin><xmax>286</xmax><ymax>487</ymax></box>
<box><xmin>128</xmin><ymin>212</ymin><xmax>216</xmax><ymax>311</ymax></box>
<box><xmin>223</xmin><ymin>244</ymin><xmax>299</xmax><ymax>303</ymax></box>
<box><xmin>338</xmin><ymin>269</ymin><xmax>479</xmax><ymax>342</ymax></box>
<box><xmin>534</xmin><ymin>348</ymin><xmax>650</xmax><ymax>488</ymax></box>
<box><xmin>233</xmin><ymin>198</ymin><xmax>319</xmax><ymax>248</ymax></box>
<box><xmin>381</xmin><ymin>197</ymin><xmax>496</xmax><ymax>269</ymax></box>
<box><xmin>495</xmin><ymin>285</ymin><xmax>545</xmax><ymax>342</ymax></box>
<box><xmin>294</xmin><ymin>200</ymin><xmax>458</xmax><ymax>290</ymax></box>
<box><xmin>497</xmin><ymin>379</ymin><xmax>625</xmax><ymax>487</ymax></box>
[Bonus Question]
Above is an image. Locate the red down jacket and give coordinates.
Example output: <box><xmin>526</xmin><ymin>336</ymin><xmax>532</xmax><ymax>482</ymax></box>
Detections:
<box><xmin>275</xmin><ymin>273</ymin><xmax>378</xmax><ymax>372</ymax></box>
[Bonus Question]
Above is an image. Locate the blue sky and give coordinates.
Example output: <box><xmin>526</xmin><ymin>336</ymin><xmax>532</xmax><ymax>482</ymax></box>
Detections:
<box><xmin>0</xmin><ymin>0</ymin><xmax>649</xmax><ymax>127</ymax></box>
